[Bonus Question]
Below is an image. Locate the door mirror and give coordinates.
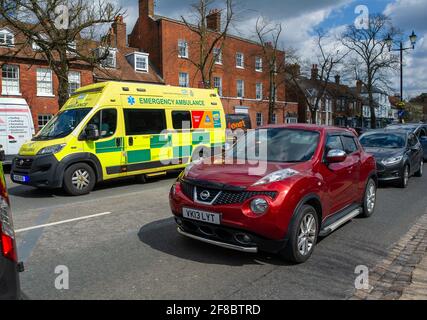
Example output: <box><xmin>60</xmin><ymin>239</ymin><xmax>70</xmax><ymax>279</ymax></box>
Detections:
<box><xmin>326</xmin><ymin>149</ymin><xmax>347</xmax><ymax>163</ymax></box>
<box><xmin>85</xmin><ymin>124</ymin><xmax>100</xmax><ymax>141</ymax></box>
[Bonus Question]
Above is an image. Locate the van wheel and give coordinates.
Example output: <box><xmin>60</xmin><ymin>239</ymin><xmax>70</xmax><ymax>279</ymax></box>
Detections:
<box><xmin>63</xmin><ymin>163</ymin><xmax>96</xmax><ymax>196</ymax></box>
<box><xmin>279</xmin><ymin>205</ymin><xmax>319</xmax><ymax>264</ymax></box>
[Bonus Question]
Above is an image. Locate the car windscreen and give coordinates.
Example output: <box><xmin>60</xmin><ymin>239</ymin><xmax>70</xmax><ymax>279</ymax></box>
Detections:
<box><xmin>33</xmin><ymin>108</ymin><xmax>91</xmax><ymax>140</ymax></box>
<box><xmin>360</xmin><ymin>133</ymin><xmax>406</xmax><ymax>149</ymax></box>
<box><xmin>230</xmin><ymin>128</ymin><xmax>320</xmax><ymax>163</ymax></box>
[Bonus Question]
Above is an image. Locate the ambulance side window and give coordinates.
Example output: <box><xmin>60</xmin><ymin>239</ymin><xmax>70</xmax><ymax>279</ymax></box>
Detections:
<box><xmin>172</xmin><ymin>111</ymin><xmax>192</xmax><ymax>130</ymax></box>
<box><xmin>86</xmin><ymin>109</ymin><xmax>117</xmax><ymax>139</ymax></box>
<box><xmin>124</xmin><ymin>109</ymin><xmax>166</xmax><ymax>135</ymax></box>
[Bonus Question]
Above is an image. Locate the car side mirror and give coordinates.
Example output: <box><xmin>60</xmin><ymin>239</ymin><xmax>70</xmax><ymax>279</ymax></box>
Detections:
<box><xmin>326</xmin><ymin>149</ymin><xmax>347</xmax><ymax>163</ymax></box>
<box><xmin>85</xmin><ymin>124</ymin><xmax>100</xmax><ymax>141</ymax></box>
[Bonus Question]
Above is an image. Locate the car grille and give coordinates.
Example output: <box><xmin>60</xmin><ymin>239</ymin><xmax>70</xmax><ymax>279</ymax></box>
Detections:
<box><xmin>180</xmin><ymin>180</ymin><xmax>277</xmax><ymax>205</ymax></box>
<box><xmin>14</xmin><ymin>158</ymin><xmax>33</xmax><ymax>170</ymax></box>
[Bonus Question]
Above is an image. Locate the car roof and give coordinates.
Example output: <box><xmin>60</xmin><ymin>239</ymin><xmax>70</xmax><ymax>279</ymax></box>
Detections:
<box><xmin>257</xmin><ymin>124</ymin><xmax>354</xmax><ymax>134</ymax></box>
<box><xmin>362</xmin><ymin>129</ymin><xmax>409</xmax><ymax>136</ymax></box>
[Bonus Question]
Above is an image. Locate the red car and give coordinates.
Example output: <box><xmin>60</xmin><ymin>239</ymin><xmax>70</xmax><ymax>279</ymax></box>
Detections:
<box><xmin>170</xmin><ymin>124</ymin><xmax>377</xmax><ymax>263</ymax></box>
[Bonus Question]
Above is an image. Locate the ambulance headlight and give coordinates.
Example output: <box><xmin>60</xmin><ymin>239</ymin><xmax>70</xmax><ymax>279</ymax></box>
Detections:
<box><xmin>37</xmin><ymin>144</ymin><xmax>66</xmax><ymax>155</ymax></box>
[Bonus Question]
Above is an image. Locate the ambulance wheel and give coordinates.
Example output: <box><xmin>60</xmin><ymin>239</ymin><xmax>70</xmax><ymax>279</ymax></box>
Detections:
<box><xmin>63</xmin><ymin>163</ymin><xmax>96</xmax><ymax>196</ymax></box>
<box><xmin>135</xmin><ymin>174</ymin><xmax>147</xmax><ymax>184</ymax></box>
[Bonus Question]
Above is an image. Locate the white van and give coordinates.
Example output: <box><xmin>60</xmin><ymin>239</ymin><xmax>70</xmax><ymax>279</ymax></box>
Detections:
<box><xmin>0</xmin><ymin>98</ymin><xmax>35</xmax><ymax>164</ymax></box>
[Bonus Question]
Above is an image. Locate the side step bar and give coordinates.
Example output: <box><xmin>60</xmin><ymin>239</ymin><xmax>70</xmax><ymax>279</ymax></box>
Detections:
<box><xmin>319</xmin><ymin>208</ymin><xmax>362</xmax><ymax>237</ymax></box>
<box><xmin>177</xmin><ymin>228</ymin><xmax>258</xmax><ymax>253</ymax></box>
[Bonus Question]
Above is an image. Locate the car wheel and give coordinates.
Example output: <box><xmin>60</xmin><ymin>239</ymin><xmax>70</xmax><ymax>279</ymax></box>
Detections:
<box><xmin>63</xmin><ymin>163</ymin><xmax>96</xmax><ymax>196</ymax></box>
<box><xmin>399</xmin><ymin>164</ymin><xmax>410</xmax><ymax>188</ymax></box>
<box><xmin>415</xmin><ymin>161</ymin><xmax>423</xmax><ymax>177</ymax></box>
<box><xmin>360</xmin><ymin>178</ymin><xmax>377</xmax><ymax>218</ymax></box>
<box><xmin>280</xmin><ymin>205</ymin><xmax>319</xmax><ymax>264</ymax></box>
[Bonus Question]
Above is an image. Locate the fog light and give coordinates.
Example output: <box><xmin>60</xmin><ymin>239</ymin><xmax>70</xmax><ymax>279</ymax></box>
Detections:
<box><xmin>176</xmin><ymin>218</ymin><xmax>183</xmax><ymax>226</ymax></box>
<box><xmin>235</xmin><ymin>233</ymin><xmax>252</xmax><ymax>245</ymax></box>
<box><xmin>250</xmin><ymin>198</ymin><xmax>269</xmax><ymax>215</ymax></box>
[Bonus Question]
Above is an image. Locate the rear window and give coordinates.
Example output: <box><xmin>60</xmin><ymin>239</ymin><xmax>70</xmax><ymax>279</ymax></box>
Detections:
<box><xmin>124</xmin><ymin>109</ymin><xmax>166</xmax><ymax>135</ymax></box>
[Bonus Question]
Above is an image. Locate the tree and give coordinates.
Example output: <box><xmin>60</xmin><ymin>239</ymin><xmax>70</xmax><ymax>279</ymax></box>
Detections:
<box><xmin>341</xmin><ymin>14</ymin><xmax>399</xmax><ymax>129</ymax></box>
<box><xmin>286</xmin><ymin>30</ymin><xmax>347</xmax><ymax>124</ymax></box>
<box><xmin>0</xmin><ymin>0</ymin><xmax>125</xmax><ymax>107</ymax></box>
<box><xmin>255</xmin><ymin>17</ymin><xmax>286</xmax><ymax>124</ymax></box>
<box><xmin>180</xmin><ymin>0</ymin><xmax>235</xmax><ymax>89</ymax></box>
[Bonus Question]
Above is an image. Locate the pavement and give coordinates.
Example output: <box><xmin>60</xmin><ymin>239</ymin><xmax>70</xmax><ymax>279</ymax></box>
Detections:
<box><xmin>4</xmin><ymin>164</ymin><xmax>427</xmax><ymax>300</ymax></box>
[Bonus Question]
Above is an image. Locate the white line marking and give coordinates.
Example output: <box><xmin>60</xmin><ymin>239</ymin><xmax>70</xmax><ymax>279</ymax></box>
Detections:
<box><xmin>15</xmin><ymin>212</ymin><xmax>112</xmax><ymax>233</ymax></box>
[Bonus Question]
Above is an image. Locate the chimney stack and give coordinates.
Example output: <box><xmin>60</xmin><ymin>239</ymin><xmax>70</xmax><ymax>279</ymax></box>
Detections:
<box><xmin>111</xmin><ymin>15</ymin><xmax>127</xmax><ymax>49</ymax></box>
<box><xmin>207</xmin><ymin>9</ymin><xmax>221</xmax><ymax>32</ymax></box>
<box><xmin>335</xmin><ymin>75</ymin><xmax>341</xmax><ymax>85</ymax></box>
<box><xmin>311</xmin><ymin>64</ymin><xmax>318</xmax><ymax>80</ymax></box>
<box><xmin>356</xmin><ymin>80</ymin><xmax>363</xmax><ymax>94</ymax></box>
<box><xmin>140</xmin><ymin>0</ymin><xmax>154</xmax><ymax>17</ymax></box>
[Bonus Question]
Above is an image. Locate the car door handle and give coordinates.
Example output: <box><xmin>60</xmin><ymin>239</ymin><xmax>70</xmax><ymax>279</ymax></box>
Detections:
<box><xmin>128</xmin><ymin>137</ymin><xmax>134</xmax><ymax>146</ymax></box>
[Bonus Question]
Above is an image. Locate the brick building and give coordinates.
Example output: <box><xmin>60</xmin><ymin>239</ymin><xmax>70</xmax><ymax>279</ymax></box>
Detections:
<box><xmin>0</xmin><ymin>16</ymin><xmax>163</xmax><ymax>132</ymax></box>
<box><xmin>128</xmin><ymin>0</ymin><xmax>298</xmax><ymax>127</ymax></box>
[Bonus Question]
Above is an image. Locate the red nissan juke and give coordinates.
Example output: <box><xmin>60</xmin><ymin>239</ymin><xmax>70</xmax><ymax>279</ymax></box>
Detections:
<box><xmin>169</xmin><ymin>124</ymin><xmax>377</xmax><ymax>263</ymax></box>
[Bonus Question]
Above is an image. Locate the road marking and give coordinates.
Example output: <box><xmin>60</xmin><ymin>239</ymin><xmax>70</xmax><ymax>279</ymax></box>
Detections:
<box><xmin>15</xmin><ymin>212</ymin><xmax>112</xmax><ymax>233</ymax></box>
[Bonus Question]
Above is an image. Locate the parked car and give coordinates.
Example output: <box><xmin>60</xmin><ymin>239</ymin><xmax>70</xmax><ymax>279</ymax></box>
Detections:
<box><xmin>170</xmin><ymin>124</ymin><xmax>377</xmax><ymax>263</ymax></box>
<box><xmin>385</xmin><ymin>124</ymin><xmax>427</xmax><ymax>161</ymax></box>
<box><xmin>0</xmin><ymin>162</ymin><xmax>23</xmax><ymax>300</ymax></box>
<box><xmin>359</xmin><ymin>130</ymin><xmax>423</xmax><ymax>188</ymax></box>
<box><xmin>0</xmin><ymin>98</ymin><xmax>35</xmax><ymax>165</ymax></box>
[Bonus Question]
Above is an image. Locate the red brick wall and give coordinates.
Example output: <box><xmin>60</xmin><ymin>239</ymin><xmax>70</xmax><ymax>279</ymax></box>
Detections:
<box><xmin>131</xmin><ymin>13</ymin><xmax>297</xmax><ymax>126</ymax></box>
<box><xmin>0</xmin><ymin>61</ymin><xmax>93</xmax><ymax>131</ymax></box>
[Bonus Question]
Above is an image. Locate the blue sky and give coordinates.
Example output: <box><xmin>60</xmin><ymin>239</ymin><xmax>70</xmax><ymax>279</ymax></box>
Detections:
<box><xmin>118</xmin><ymin>0</ymin><xmax>427</xmax><ymax>97</ymax></box>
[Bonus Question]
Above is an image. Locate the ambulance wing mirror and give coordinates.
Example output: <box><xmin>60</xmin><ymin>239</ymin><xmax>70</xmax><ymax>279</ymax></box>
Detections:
<box><xmin>84</xmin><ymin>124</ymin><xmax>100</xmax><ymax>141</ymax></box>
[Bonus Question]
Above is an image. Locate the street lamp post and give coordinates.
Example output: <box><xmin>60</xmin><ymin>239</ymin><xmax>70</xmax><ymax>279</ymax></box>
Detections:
<box><xmin>385</xmin><ymin>31</ymin><xmax>417</xmax><ymax>123</ymax></box>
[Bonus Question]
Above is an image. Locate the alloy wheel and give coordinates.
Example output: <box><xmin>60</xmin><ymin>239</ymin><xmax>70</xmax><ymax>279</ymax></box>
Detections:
<box><xmin>297</xmin><ymin>213</ymin><xmax>317</xmax><ymax>256</ymax></box>
<box><xmin>366</xmin><ymin>182</ymin><xmax>376</xmax><ymax>214</ymax></box>
<box><xmin>404</xmin><ymin>166</ymin><xmax>409</xmax><ymax>186</ymax></box>
<box><xmin>72</xmin><ymin>169</ymin><xmax>90</xmax><ymax>190</ymax></box>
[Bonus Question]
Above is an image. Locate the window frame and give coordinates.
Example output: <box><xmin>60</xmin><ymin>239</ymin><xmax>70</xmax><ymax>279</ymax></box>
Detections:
<box><xmin>255</xmin><ymin>57</ymin><xmax>263</xmax><ymax>72</ymax></box>
<box><xmin>178</xmin><ymin>39</ymin><xmax>189</xmax><ymax>59</ymax></box>
<box><xmin>0</xmin><ymin>28</ymin><xmax>14</xmax><ymax>47</ymax></box>
<box><xmin>68</xmin><ymin>71</ymin><xmax>81</xmax><ymax>96</ymax></box>
<box><xmin>134</xmin><ymin>53</ymin><xmax>149</xmax><ymax>72</ymax></box>
<box><xmin>84</xmin><ymin>108</ymin><xmax>118</xmax><ymax>140</ymax></box>
<box><xmin>36</xmin><ymin>68</ymin><xmax>54</xmax><ymax>97</ymax></box>
<box><xmin>213</xmin><ymin>76</ymin><xmax>223</xmax><ymax>96</ymax></box>
<box><xmin>1</xmin><ymin>64</ymin><xmax>20</xmax><ymax>95</ymax></box>
<box><xmin>256</xmin><ymin>82</ymin><xmax>263</xmax><ymax>100</ymax></box>
<box><xmin>256</xmin><ymin>112</ymin><xmax>263</xmax><ymax>127</ymax></box>
<box><xmin>37</xmin><ymin>114</ymin><xmax>54</xmax><ymax>130</ymax></box>
<box><xmin>236</xmin><ymin>52</ymin><xmax>244</xmax><ymax>69</ymax></box>
<box><xmin>237</xmin><ymin>79</ymin><xmax>245</xmax><ymax>98</ymax></box>
<box><xmin>213</xmin><ymin>48</ymin><xmax>222</xmax><ymax>65</ymax></box>
<box><xmin>179</xmin><ymin>72</ymin><xmax>189</xmax><ymax>88</ymax></box>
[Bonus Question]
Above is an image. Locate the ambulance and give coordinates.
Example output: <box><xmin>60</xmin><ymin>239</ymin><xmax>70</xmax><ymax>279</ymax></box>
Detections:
<box><xmin>10</xmin><ymin>82</ymin><xmax>226</xmax><ymax>196</ymax></box>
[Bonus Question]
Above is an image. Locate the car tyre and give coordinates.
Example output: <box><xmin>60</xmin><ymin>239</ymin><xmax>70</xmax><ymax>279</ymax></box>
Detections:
<box><xmin>414</xmin><ymin>161</ymin><xmax>423</xmax><ymax>177</ymax></box>
<box><xmin>63</xmin><ymin>163</ymin><xmax>96</xmax><ymax>196</ymax></box>
<box><xmin>280</xmin><ymin>205</ymin><xmax>319</xmax><ymax>264</ymax></box>
<box><xmin>399</xmin><ymin>164</ymin><xmax>410</xmax><ymax>188</ymax></box>
<box><xmin>360</xmin><ymin>178</ymin><xmax>377</xmax><ymax>218</ymax></box>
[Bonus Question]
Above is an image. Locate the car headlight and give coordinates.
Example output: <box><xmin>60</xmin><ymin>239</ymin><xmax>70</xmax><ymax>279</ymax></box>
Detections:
<box><xmin>381</xmin><ymin>156</ymin><xmax>403</xmax><ymax>166</ymax></box>
<box><xmin>253</xmin><ymin>168</ymin><xmax>300</xmax><ymax>186</ymax></box>
<box><xmin>37</xmin><ymin>144</ymin><xmax>66</xmax><ymax>155</ymax></box>
<box><xmin>250</xmin><ymin>198</ymin><xmax>269</xmax><ymax>215</ymax></box>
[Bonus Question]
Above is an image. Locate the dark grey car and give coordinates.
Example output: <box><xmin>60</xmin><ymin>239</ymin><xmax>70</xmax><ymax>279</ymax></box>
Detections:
<box><xmin>0</xmin><ymin>163</ymin><xmax>21</xmax><ymax>300</ymax></box>
<box><xmin>386</xmin><ymin>124</ymin><xmax>427</xmax><ymax>161</ymax></box>
<box><xmin>360</xmin><ymin>130</ymin><xmax>424</xmax><ymax>188</ymax></box>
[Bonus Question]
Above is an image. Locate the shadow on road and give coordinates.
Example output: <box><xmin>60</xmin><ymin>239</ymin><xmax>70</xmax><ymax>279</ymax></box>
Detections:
<box><xmin>6</xmin><ymin>171</ymin><xmax>180</xmax><ymax>199</ymax></box>
<box><xmin>138</xmin><ymin>217</ymin><xmax>294</xmax><ymax>267</ymax></box>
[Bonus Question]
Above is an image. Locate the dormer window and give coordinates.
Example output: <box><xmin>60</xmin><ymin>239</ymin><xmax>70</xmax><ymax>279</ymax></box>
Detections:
<box><xmin>32</xmin><ymin>34</ymin><xmax>48</xmax><ymax>51</ymax></box>
<box><xmin>0</xmin><ymin>28</ymin><xmax>14</xmax><ymax>47</ymax></box>
<box><xmin>126</xmin><ymin>52</ymin><xmax>149</xmax><ymax>73</ymax></box>
<box><xmin>96</xmin><ymin>47</ymin><xmax>116</xmax><ymax>68</ymax></box>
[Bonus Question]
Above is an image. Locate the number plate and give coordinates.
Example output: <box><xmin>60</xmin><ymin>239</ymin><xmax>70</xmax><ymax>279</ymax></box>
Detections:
<box><xmin>13</xmin><ymin>175</ymin><xmax>29</xmax><ymax>183</ymax></box>
<box><xmin>183</xmin><ymin>208</ymin><xmax>221</xmax><ymax>225</ymax></box>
